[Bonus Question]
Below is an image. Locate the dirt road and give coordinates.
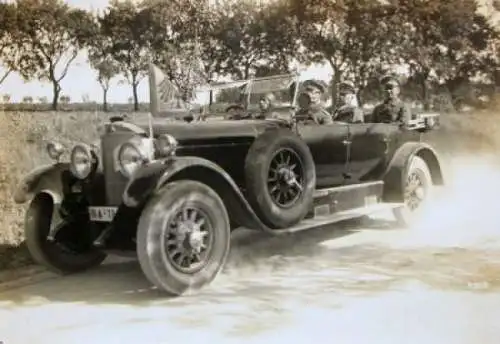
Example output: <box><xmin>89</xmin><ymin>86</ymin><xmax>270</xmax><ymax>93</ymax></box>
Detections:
<box><xmin>2</xmin><ymin>155</ymin><xmax>500</xmax><ymax>344</ymax></box>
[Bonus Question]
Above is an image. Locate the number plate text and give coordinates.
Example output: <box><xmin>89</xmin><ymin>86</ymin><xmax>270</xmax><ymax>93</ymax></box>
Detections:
<box><xmin>88</xmin><ymin>207</ymin><xmax>118</xmax><ymax>222</ymax></box>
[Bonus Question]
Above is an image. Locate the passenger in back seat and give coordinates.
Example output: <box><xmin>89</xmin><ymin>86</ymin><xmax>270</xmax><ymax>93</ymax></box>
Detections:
<box><xmin>371</xmin><ymin>75</ymin><xmax>412</xmax><ymax>126</ymax></box>
<box><xmin>331</xmin><ymin>81</ymin><xmax>364</xmax><ymax>123</ymax></box>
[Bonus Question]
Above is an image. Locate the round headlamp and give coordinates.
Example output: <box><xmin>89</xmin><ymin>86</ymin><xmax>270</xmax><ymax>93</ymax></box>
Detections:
<box><xmin>46</xmin><ymin>141</ymin><xmax>65</xmax><ymax>161</ymax></box>
<box><xmin>156</xmin><ymin>134</ymin><xmax>178</xmax><ymax>157</ymax></box>
<box><xmin>118</xmin><ymin>142</ymin><xmax>148</xmax><ymax>177</ymax></box>
<box><xmin>70</xmin><ymin>144</ymin><xmax>97</xmax><ymax>179</ymax></box>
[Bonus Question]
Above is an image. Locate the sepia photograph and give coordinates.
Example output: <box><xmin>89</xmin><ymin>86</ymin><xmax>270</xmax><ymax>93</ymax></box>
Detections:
<box><xmin>0</xmin><ymin>0</ymin><xmax>499</xmax><ymax>342</ymax></box>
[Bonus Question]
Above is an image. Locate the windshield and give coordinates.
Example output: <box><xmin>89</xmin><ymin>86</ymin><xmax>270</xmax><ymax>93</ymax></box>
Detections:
<box><xmin>149</xmin><ymin>63</ymin><xmax>300</xmax><ymax>120</ymax></box>
<box><xmin>193</xmin><ymin>80</ymin><xmax>250</xmax><ymax>116</ymax></box>
<box><xmin>191</xmin><ymin>73</ymin><xmax>299</xmax><ymax>118</ymax></box>
<box><xmin>244</xmin><ymin>74</ymin><xmax>298</xmax><ymax>116</ymax></box>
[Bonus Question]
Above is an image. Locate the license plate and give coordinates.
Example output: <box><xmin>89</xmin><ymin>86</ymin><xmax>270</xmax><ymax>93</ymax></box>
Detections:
<box><xmin>88</xmin><ymin>206</ymin><xmax>118</xmax><ymax>222</ymax></box>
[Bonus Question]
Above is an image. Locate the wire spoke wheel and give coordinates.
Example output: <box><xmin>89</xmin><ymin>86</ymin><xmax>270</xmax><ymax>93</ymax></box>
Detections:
<box><xmin>393</xmin><ymin>156</ymin><xmax>433</xmax><ymax>228</ymax></box>
<box><xmin>267</xmin><ymin>148</ymin><xmax>305</xmax><ymax>208</ymax></box>
<box><xmin>137</xmin><ymin>180</ymin><xmax>231</xmax><ymax>296</ymax></box>
<box><xmin>164</xmin><ymin>206</ymin><xmax>214</xmax><ymax>274</ymax></box>
<box><xmin>404</xmin><ymin>171</ymin><xmax>427</xmax><ymax>211</ymax></box>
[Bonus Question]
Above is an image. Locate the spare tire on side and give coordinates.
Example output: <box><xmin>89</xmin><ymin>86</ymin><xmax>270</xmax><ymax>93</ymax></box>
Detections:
<box><xmin>244</xmin><ymin>128</ymin><xmax>316</xmax><ymax>229</ymax></box>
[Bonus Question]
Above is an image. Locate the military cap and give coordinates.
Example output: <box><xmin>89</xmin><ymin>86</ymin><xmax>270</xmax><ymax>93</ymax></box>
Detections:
<box><xmin>302</xmin><ymin>79</ymin><xmax>328</xmax><ymax>94</ymax></box>
<box><xmin>338</xmin><ymin>81</ymin><xmax>356</xmax><ymax>93</ymax></box>
<box><xmin>225</xmin><ymin>104</ymin><xmax>244</xmax><ymax>112</ymax></box>
<box><xmin>380</xmin><ymin>74</ymin><xmax>401</xmax><ymax>87</ymax></box>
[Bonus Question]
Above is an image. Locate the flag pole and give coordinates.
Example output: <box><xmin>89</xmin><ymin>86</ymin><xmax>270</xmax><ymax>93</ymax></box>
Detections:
<box><xmin>148</xmin><ymin>62</ymin><xmax>158</xmax><ymax>118</ymax></box>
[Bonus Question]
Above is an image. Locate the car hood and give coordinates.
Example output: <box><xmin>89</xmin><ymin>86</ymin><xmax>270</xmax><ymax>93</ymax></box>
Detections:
<box><xmin>129</xmin><ymin>118</ymin><xmax>286</xmax><ymax>142</ymax></box>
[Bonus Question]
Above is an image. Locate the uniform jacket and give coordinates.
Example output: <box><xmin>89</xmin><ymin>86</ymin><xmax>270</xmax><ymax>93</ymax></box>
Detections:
<box><xmin>332</xmin><ymin>105</ymin><xmax>365</xmax><ymax>123</ymax></box>
<box><xmin>372</xmin><ymin>99</ymin><xmax>412</xmax><ymax>125</ymax></box>
<box><xmin>254</xmin><ymin>110</ymin><xmax>280</xmax><ymax>120</ymax></box>
<box><xmin>295</xmin><ymin>105</ymin><xmax>333</xmax><ymax>125</ymax></box>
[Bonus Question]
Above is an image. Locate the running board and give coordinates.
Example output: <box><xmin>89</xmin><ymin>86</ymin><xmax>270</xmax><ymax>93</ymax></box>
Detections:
<box><xmin>310</xmin><ymin>180</ymin><xmax>385</xmax><ymax>216</ymax></box>
<box><xmin>253</xmin><ymin>202</ymin><xmax>403</xmax><ymax>235</ymax></box>
<box><xmin>313</xmin><ymin>181</ymin><xmax>384</xmax><ymax>199</ymax></box>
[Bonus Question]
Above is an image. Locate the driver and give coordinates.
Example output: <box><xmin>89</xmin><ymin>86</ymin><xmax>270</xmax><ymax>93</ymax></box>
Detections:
<box><xmin>226</xmin><ymin>104</ymin><xmax>246</xmax><ymax>120</ymax></box>
<box><xmin>332</xmin><ymin>81</ymin><xmax>364</xmax><ymax>123</ymax></box>
<box><xmin>294</xmin><ymin>79</ymin><xmax>333</xmax><ymax>125</ymax></box>
<box><xmin>254</xmin><ymin>93</ymin><xmax>279</xmax><ymax>119</ymax></box>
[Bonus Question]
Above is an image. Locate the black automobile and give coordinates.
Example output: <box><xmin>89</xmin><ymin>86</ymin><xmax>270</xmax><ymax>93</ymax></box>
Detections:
<box><xmin>13</xmin><ymin>69</ymin><xmax>444</xmax><ymax>296</ymax></box>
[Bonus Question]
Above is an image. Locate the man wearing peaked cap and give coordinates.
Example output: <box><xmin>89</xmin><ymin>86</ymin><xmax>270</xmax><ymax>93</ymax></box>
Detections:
<box><xmin>372</xmin><ymin>74</ymin><xmax>412</xmax><ymax>126</ymax></box>
<box><xmin>293</xmin><ymin>79</ymin><xmax>333</xmax><ymax>125</ymax></box>
<box><xmin>302</xmin><ymin>79</ymin><xmax>328</xmax><ymax>94</ymax></box>
<box><xmin>338</xmin><ymin>81</ymin><xmax>356</xmax><ymax>94</ymax></box>
<box><xmin>331</xmin><ymin>81</ymin><xmax>364</xmax><ymax>123</ymax></box>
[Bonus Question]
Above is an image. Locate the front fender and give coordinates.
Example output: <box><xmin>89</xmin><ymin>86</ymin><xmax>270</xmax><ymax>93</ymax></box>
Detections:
<box><xmin>13</xmin><ymin>163</ymin><xmax>70</xmax><ymax>204</ymax></box>
<box><xmin>122</xmin><ymin>156</ymin><xmax>271</xmax><ymax>231</ymax></box>
<box><xmin>122</xmin><ymin>157</ymin><xmax>221</xmax><ymax>208</ymax></box>
<box><xmin>382</xmin><ymin>142</ymin><xmax>444</xmax><ymax>202</ymax></box>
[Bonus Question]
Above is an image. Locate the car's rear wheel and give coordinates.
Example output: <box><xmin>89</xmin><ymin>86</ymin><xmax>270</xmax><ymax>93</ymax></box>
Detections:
<box><xmin>136</xmin><ymin>180</ymin><xmax>230</xmax><ymax>296</ymax></box>
<box><xmin>393</xmin><ymin>156</ymin><xmax>433</xmax><ymax>227</ymax></box>
<box><xmin>24</xmin><ymin>193</ymin><xmax>107</xmax><ymax>274</ymax></box>
<box><xmin>245</xmin><ymin>129</ymin><xmax>316</xmax><ymax>229</ymax></box>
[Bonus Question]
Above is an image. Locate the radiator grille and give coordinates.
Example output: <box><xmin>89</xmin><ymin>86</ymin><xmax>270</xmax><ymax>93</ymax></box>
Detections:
<box><xmin>101</xmin><ymin>132</ymin><xmax>135</xmax><ymax>205</ymax></box>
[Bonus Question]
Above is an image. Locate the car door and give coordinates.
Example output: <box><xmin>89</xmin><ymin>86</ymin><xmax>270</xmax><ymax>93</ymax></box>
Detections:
<box><xmin>297</xmin><ymin>123</ymin><xmax>349</xmax><ymax>188</ymax></box>
<box><xmin>347</xmin><ymin>122</ymin><xmax>401</xmax><ymax>182</ymax></box>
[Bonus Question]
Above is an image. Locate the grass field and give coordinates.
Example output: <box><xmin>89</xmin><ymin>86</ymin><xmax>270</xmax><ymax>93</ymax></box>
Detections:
<box><xmin>0</xmin><ymin>109</ymin><xmax>499</xmax><ymax>271</ymax></box>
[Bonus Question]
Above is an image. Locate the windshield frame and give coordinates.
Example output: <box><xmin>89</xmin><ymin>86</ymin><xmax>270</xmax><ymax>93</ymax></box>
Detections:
<box><xmin>195</xmin><ymin>73</ymin><xmax>301</xmax><ymax>114</ymax></box>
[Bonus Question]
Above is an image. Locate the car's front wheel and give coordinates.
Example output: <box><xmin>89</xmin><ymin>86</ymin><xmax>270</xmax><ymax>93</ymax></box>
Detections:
<box><xmin>393</xmin><ymin>156</ymin><xmax>433</xmax><ymax>227</ymax></box>
<box><xmin>24</xmin><ymin>193</ymin><xmax>107</xmax><ymax>274</ymax></box>
<box><xmin>136</xmin><ymin>180</ymin><xmax>231</xmax><ymax>296</ymax></box>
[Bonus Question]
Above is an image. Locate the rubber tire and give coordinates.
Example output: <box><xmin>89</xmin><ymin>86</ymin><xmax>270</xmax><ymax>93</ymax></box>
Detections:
<box><xmin>393</xmin><ymin>156</ymin><xmax>433</xmax><ymax>227</ymax></box>
<box><xmin>245</xmin><ymin>128</ymin><xmax>316</xmax><ymax>229</ymax></box>
<box><xmin>24</xmin><ymin>193</ymin><xmax>107</xmax><ymax>274</ymax></box>
<box><xmin>136</xmin><ymin>180</ymin><xmax>231</xmax><ymax>296</ymax></box>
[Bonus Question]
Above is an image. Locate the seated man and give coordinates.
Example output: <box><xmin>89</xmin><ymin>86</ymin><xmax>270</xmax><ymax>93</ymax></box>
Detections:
<box><xmin>293</xmin><ymin>79</ymin><xmax>333</xmax><ymax>125</ymax></box>
<box><xmin>331</xmin><ymin>81</ymin><xmax>364</xmax><ymax>123</ymax></box>
<box><xmin>371</xmin><ymin>75</ymin><xmax>411</xmax><ymax>125</ymax></box>
<box><xmin>254</xmin><ymin>93</ymin><xmax>280</xmax><ymax>119</ymax></box>
<box><xmin>225</xmin><ymin>104</ymin><xmax>247</xmax><ymax>120</ymax></box>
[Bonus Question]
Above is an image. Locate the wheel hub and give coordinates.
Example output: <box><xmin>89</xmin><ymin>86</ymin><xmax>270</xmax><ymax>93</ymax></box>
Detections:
<box><xmin>268</xmin><ymin>148</ymin><xmax>304</xmax><ymax>207</ymax></box>
<box><xmin>188</xmin><ymin>231</ymin><xmax>204</xmax><ymax>252</ymax></box>
<box><xmin>405</xmin><ymin>172</ymin><xmax>425</xmax><ymax>210</ymax></box>
<box><xmin>278</xmin><ymin>166</ymin><xmax>296</xmax><ymax>186</ymax></box>
<box><xmin>165</xmin><ymin>207</ymin><xmax>211</xmax><ymax>273</ymax></box>
<box><xmin>414</xmin><ymin>187</ymin><xmax>425</xmax><ymax>200</ymax></box>
<box><xmin>177</xmin><ymin>221</ymin><xmax>205</xmax><ymax>251</ymax></box>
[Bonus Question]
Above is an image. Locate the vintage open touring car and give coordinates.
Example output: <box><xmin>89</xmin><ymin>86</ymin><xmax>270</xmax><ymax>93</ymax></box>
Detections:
<box><xmin>13</xmin><ymin>65</ymin><xmax>444</xmax><ymax>296</ymax></box>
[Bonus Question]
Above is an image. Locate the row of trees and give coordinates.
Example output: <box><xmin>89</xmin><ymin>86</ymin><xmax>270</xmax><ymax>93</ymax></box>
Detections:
<box><xmin>2</xmin><ymin>95</ymin><xmax>70</xmax><ymax>104</ymax></box>
<box><xmin>0</xmin><ymin>0</ymin><xmax>499</xmax><ymax>111</ymax></box>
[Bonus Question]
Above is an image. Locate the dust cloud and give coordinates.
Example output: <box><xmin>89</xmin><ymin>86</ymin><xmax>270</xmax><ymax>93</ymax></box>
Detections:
<box><xmin>407</xmin><ymin>153</ymin><xmax>500</xmax><ymax>248</ymax></box>
<box><xmin>216</xmin><ymin>151</ymin><xmax>500</xmax><ymax>295</ymax></box>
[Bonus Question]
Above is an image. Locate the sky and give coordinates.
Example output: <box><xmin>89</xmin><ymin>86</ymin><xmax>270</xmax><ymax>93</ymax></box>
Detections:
<box><xmin>0</xmin><ymin>0</ymin><xmax>334</xmax><ymax>103</ymax></box>
<box><xmin>0</xmin><ymin>0</ymin><xmax>498</xmax><ymax>103</ymax></box>
<box><xmin>0</xmin><ymin>0</ymin><xmax>150</xmax><ymax>103</ymax></box>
